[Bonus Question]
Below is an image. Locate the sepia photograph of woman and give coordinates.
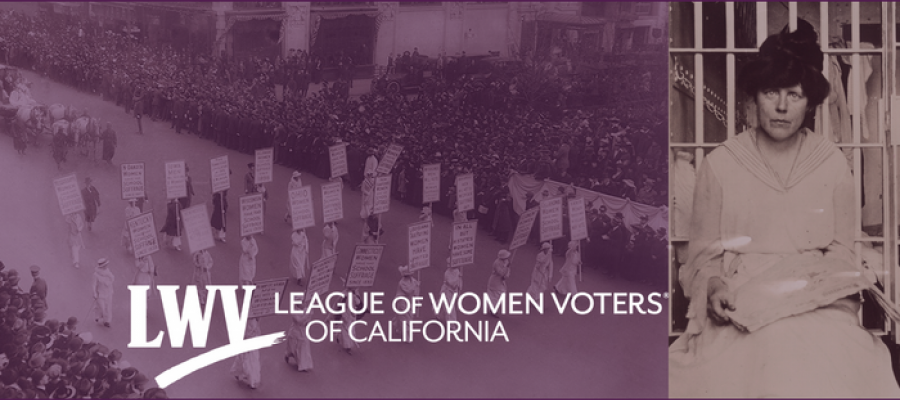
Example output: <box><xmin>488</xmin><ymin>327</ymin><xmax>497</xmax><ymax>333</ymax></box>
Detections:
<box><xmin>668</xmin><ymin>2</ymin><xmax>900</xmax><ymax>398</ymax></box>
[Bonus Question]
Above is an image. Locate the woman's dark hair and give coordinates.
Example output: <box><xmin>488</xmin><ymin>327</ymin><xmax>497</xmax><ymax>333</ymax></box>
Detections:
<box><xmin>738</xmin><ymin>19</ymin><xmax>830</xmax><ymax>108</ymax></box>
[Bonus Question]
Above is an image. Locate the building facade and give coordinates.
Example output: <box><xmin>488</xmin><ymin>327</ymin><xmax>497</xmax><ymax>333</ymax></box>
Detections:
<box><xmin>76</xmin><ymin>2</ymin><xmax>665</xmax><ymax>67</ymax></box>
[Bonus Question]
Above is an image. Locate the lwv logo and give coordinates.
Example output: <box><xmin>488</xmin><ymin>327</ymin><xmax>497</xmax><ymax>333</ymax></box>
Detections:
<box><xmin>128</xmin><ymin>285</ymin><xmax>286</xmax><ymax>388</ymax></box>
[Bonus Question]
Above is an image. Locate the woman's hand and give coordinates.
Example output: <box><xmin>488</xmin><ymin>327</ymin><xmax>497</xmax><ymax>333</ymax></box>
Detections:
<box><xmin>707</xmin><ymin>276</ymin><xmax>736</xmax><ymax>324</ymax></box>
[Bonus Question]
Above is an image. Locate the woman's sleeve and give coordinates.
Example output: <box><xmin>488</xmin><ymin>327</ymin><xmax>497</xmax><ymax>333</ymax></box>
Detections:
<box><xmin>679</xmin><ymin>157</ymin><xmax>724</xmax><ymax>335</ymax></box>
<box><xmin>824</xmin><ymin>159</ymin><xmax>855</xmax><ymax>264</ymax></box>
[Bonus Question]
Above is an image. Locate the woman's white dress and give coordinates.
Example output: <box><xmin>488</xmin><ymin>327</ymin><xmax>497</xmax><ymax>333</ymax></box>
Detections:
<box><xmin>232</xmin><ymin>319</ymin><xmax>262</xmax><ymax>388</ymax></box>
<box><xmin>285</xmin><ymin>314</ymin><xmax>313</xmax><ymax>371</ymax></box>
<box><xmin>290</xmin><ymin>230</ymin><xmax>309</xmax><ymax>281</ymax></box>
<box><xmin>669</xmin><ymin>129</ymin><xmax>900</xmax><ymax>398</ymax></box>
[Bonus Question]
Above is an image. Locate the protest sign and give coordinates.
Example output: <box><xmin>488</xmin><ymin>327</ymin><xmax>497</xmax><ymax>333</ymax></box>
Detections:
<box><xmin>165</xmin><ymin>161</ymin><xmax>186</xmax><ymax>199</ymax></box>
<box><xmin>568</xmin><ymin>197</ymin><xmax>588</xmax><ymax>241</ymax></box>
<box><xmin>120</xmin><ymin>163</ymin><xmax>145</xmax><ymax>200</ymax></box>
<box><xmin>254</xmin><ymin>148</ymin><xmax>274</xmax><ymax>184</ymax></box>
<box><xmin>450</xmin><ymin>221</ymin><xmax>477</xmax><ymax>267</ymax></box>
<box><xmin>422</xmin><ymin>163</ymin><xmax>441</xmax><ymax>204</ymax></box>
<box><xmin>329</xmin><ymin>144</ymin><xmax>348</xmax><ymax>178</ymax></box>
<box><xmin>321</xmin><ymin>182</ymin><xmax>344</xmax><ymax>223</ymax></box>
<box><xmin>181</xmin><ymin>204</ymin><xmax>215</xmax><ymax>254</ymax></box>
<box><xmin>346</xmin><ymin>244</ymin><xmax>385</xmax><ymax>287</ymax></box>
<box><xmin>376</xmin><ymin>144</ymin><xmax>403</xmax><ymax>175</ymax></box>
<box><xmin>540</xmin><ymin>196</ymin><xmax>564</xmax><ymax>242</ymax></box>
<box><xmin>307</xmin><ymin>254</ymin><xmax>339</xmax><ymax>299</ymax></box>
<box><xmin>456</xmin><ymin>173</ymin><xmax>474</xmax><ymax>212</ymax></box>
<box><xmin>240</xmin><ymin>194</ymin><xmax>265</xmax><ymax>236</ymax></box>
<box><xmin>54</xmin><ymin>173</ymin><xmax>85</xmax><ymax>216</ymax></box>
<box><xmin>128</xmin><ymin>212</ymin><xmax>159</xmax><ymax>258</ymax></box>
<box><xmin>289</xmin><ymin>186</ymin><xmax>315</xmax><ymax>230</ymax></box>
<box><xmin>248</xmin><ymin>278</ymin><xmax>290</xmax><ymax>319</ymax></box>
<box><xmin>210</xmin><ymin>156</ymin><xmax>230</xmax><ymax>193</ymax></box>
<box><xmin>510</xmin><ymin>207</ymin><xmax>539</xmax><ymax>250</ymax></box>
<box><xmin>408</xmin><ymin>221</ymin><xmax>432</xmax><ymax>271</ymax></box>
<box><xmin>373</xmin><ymin>175</ymin><xmax>392</xmax><ymax>214</ymax></box>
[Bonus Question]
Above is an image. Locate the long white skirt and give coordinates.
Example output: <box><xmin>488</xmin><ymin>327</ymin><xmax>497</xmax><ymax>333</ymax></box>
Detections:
<box><xmin>670</xmin><ymin>303</ymin><xmax>900</xmax><ymax>398</ymax></box>
<box><xmin>231</xmin><ymin>349</ymin><xmax>261</xmax><ymax>388</ymax></box>
<box><xmin>286</xmin><ymin>328</ymin><xmax>313</xmax><ymax>371</ymax></box>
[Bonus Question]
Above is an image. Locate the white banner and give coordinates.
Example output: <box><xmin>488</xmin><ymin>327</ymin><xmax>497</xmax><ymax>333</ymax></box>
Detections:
<box><xmin>510</xmin><ymin>206</ymin><xmax>539</xmax><ymax>250</ymax></box>
<box><xmin>128</xmin><ymin>212</ymin><xmax>159</xmax><ymax>258</ymax></box>
<box><xmin>450</xmin><ymin>221</ymin><xmax>477</xmax><ymax>267</ymax></box>
<box><xmin>54</xmin><ymin>173</ymin><xmax>85</xmax><ymax>216</ymax></box>
<box><xmin>120</xmin><ymin>163</ymin><xmax>145</xmax><ymax>200</ymax></box>
<box><xmin>307</xmin><ymin>254</ymin><xmax>339</xmax><ymax>299</ymax></box>
<box><xmin>346</xmin><ymin>244</ymin><xmax>385</xmax><ymax>287</ymax></box>
<box><xmin>540</xmin><ymin>196</ymin><xmax>564</xmax><ymax>242</ymax></box>
<box><xmin>321</xmin><ymin>181</ymin><xmax>344</xmax><ymax>223</ymax></box>
<box><xmin>422</xmin><ymin>163</ymin><xmax>441</xmax><ymax>204</ymax></box>
<box><xmin>568</xmin><ymin>197</ymin><xmax>588</xmax><ymax>241</ymax></box>
<box><xmin>289</xmin><ymin>186</ymin><xmax>315</xmax><ymax>230</ymax></box>
<box><xmin>165</xmin><ymin>161</ymin><xmax>187</xmax><ymax>199</ymax></box>
<box><xmin>408</xmin><ymin>221</ymin><xmax>432</xmax><ymax>271</ymax></box>
<box><xmin>248</xmin><ymin>278</ymin><xmax>290</xmax><ymax>319</ymax></box>
<box><xmin>329</xmin><ymin>144</ymin><xmax>349</xmax><ymax>178</ymax></box>
<box><xmin>254</xmin><ymin>148</ymin><xmax>274</xmax><ymax>184</ymax></box>
<box><xmin>210</xmin><ymin>155</ymin><xmax>230</xmax><ymax>194</ymax></box>
<box><xmin>240</xmin><ymin>194</ymin><xmax>265</xmax><ymax>236</ymax></box>
<box><xmin>376</xmin><ymin>144</ymin><xmax>403</xmax><ymax>175</ymax></box>
<box><xmin>181</xmin><ymin>204</ymin><xmax>215</xmax><ymax>254</ymax></box>
<box><xmin>328</xmin><ymin>144</ymin><xmax>349</xmax><ymax>178</ymax></box>
<box><xmin>455</xmin><ymin>173</ymin><xmax>474</xmax><ymax>212</ymax></box>
<box><xmin>373</xmin><ymin>175</ymin><xmax>392</xmax><ymax>214</ymax></box>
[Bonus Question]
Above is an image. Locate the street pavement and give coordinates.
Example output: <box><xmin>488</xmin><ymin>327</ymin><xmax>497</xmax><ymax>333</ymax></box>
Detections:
<box><xmin>0</xmin><ymin>65</ymin><xmax>667</xmax><ymax>398</ymax></box>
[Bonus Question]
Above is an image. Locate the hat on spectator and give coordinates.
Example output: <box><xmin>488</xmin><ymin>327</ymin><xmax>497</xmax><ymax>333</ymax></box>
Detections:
<box><xmin>541</xmin><ymin>242</ymin><xmax>552</xmax><ymax>250</ymax></box>
<box><xmin>497</xmin><ymin>250</ymin><xmax>511</xmax><ymax>259</ymax></box>
<box><xmin>121</xmin><ymin>367</ymin><xmax>138</xmax><ymax>381</ymax></box>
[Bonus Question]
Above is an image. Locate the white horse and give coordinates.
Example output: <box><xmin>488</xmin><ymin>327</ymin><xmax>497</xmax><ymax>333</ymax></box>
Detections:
<box><xmin>14</xmin><ymin>104</ymin><xmax>48</xmax><ymax>146</ymax></box>
<box><xmin>47</xmin><ymin>103</ymin><xmax>76</xmax><ymax>123</ymax></box>
<box><xmin>72</xmin><ymin>116</ymin><xmax>100</xmax><ymax>160</ymax></box>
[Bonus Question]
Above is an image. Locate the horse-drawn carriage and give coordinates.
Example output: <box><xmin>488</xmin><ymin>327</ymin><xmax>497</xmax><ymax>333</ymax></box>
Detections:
<box><xmin>45</xmin><ymin>104</ymin><xmax>101</xmax><ymax>169</ymax></box>
<box><xmin>0</xmin><ymin>67</ymin><xmax>100</xmax><ymax>168</ymax></box>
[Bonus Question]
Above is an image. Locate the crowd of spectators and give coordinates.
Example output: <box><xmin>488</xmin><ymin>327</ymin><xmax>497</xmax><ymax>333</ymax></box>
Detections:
<box><xmin>0</xmin><ymin>10</ymin><xmax>667</xmax><ymax>284</ymax></box>
<box><xmin>0</xmin><ymin>261</ymin><xmax>166</xmax><ymax>398</ymax></box>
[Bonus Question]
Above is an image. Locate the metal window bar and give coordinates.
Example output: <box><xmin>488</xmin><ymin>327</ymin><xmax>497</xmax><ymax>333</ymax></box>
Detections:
<box><xmin>669</xmin><ymin>2</ymin><xmax>897</xmax><ymax>339</ymax></box>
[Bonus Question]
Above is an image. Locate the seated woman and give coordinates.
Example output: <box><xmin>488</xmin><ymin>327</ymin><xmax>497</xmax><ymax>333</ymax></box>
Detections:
<box><xmin>669</xmin><ymin>20</ymin><xmax>900</xmax><ymax>398</ymax></box>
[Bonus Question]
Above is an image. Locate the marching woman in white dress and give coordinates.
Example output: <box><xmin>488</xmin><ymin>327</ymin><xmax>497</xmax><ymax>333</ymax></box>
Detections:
<box><xmin>133</xmin><ymin>255</ymin><xmax>156</xmax><ymax>288</ymax></box>
<box><xmin>360</xmin><ymin>148</ymin><xmax>378</xmax><ymax>219</ymax></box>
<box><xmin>66</xmin><ymin>212</ymin><xmax>86</xmax><ymax>268</ymax></box>
<box><xmin>192</xmin><ymin>249</ymin><xmax>213</xmax><ymax>305</ymax></box>
<box><xmin>438</xmin><ymin>257</ymin><xmax>462</xmax><ymax>323</ymax></box>
<box><xmin>486</xmin><ymin>250</ymin><xmax>510</xmax><ymax>318</ymax></box>
<box><xmin>669</xmin><ymin>21</ymin><xmax>900</xmax><ymax>398</ymax></box>
<box><xmin>284</xmin><ymin>171</ymin><xmax>303</xmax><ymax>223</ymax></box>
<box><xmin>393</xmin><ymin>265</ymin><xmax>420</xmax><ymax>340</ymax></box>
<box><xmin>92</xmin><ymin>258</ymin><xmax>115</xmax><ymax>327</ymax></box>
<box><xmin>322</xmin><ymin>222</ymin><xmax>339</xmax><ymax>259</ymax></box>
<box><xmin>526</xmin><ymin>242</ymin><xmax>554</xmax><ymax>298</ymax></box>
<box><xmin>285</xmin><ymin>295</ymin><xmax>313</xmax><ymax>372</ymax></box>
<box><xmin>239</xmin><ymin>235</ymin><xmax>258</xmax><ymax>285</ymax></box>
<box><xmin>290</xmin><ymin>229</ymin><xmax>309</xmax><ymax>286</ymax></box>
<box><xmin>338</xmin><ymin>287</ymin><xmax>364</xmax><ymax>354</ymax></box>
<box><xmin>554</xmin><ymin>241</ymin><xmax>580</xmax><ymax>295</ymax></box>
<box><xmin>122</xmin><ymin>198</ymin><xmax>140</xmax><ymax>254</ymax></box>
<box><xmin>231</xmin><ymin>318</ymin><xmax>262</xmax><ymax>389</ymax></box>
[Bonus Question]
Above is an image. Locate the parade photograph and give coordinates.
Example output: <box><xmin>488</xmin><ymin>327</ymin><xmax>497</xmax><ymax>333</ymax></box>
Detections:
<box><xmin>669</xmin><ymin>2</ymin><xmax>900</xmax><ymax>398</ymax></box>
<box><xmin>0</xmin><ymin>1</ymin><xmax>669</xmax><ymax>398</ymax></box>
